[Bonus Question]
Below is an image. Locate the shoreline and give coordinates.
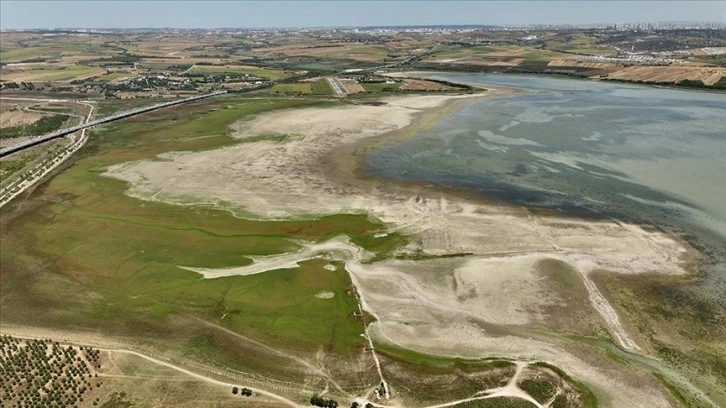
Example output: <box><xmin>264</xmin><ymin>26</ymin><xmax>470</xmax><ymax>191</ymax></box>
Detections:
<box><xmin>326</xmin><ymin>83</ymin><xmax>706</xmax><ymax>269</ymax></box>
<box><xmin>101</xmin><ymin>89</ymin><xmax>709</xmax><ymax>407</ymax></box>
<box><xmin>104</xmin><ymin>88</ymin><xmax>698</xmax><ymax>276</ymax></box>
<box><xmin>361</xmin><ymin>72</ymin><xmax>726</xmax><ymax>260</ymax></box>
<box><xmin>385</xmin><ymin>68</ymin><xmax>726</xmax><ymax>94</ymax></box>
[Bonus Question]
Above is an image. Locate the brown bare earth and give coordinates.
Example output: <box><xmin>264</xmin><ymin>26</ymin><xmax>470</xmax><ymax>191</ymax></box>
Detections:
<box><xmin>258</xmin><ymin>43</ymin><xmax>385</xmax><ymax>62</ymax></box>
<box><xmin>603</xmin><ymin>65</ymin><xmax>726</xmax><ymax>85</ymax></box>
<box><xmin>0</xmin><ymin>106</ymin><xmax>44</xmax><ymax>128</ymax></box>
<box><xmin>547</xmin><ymin>59</ymin><xmax>618</xmax><ymax>70</ymax></box>
<box><xmin>399</xmin><ymin>79</ymin><xmax>456</xmax><ymax>91</ymax></box>
<box><xmin>431</xmin><ymin>57</ymin><xmax>525</xmax><ymax>66</ymax></box>
<box><xmin>342</xmin><ymin>79</ymin><xmax>366</xmax><ymax>93</ymax></box>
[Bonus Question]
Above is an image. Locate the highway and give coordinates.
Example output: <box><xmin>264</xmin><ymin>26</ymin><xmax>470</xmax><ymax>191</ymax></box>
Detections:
<box><xmin>0</xmin><ymin>99</ymin><xmax>95</xmax><ymax>208</ymax></box>
<box><xmin>0</xmin><ymin>91</ymin><xmax>226</xmax><ymax>158</ymax></box>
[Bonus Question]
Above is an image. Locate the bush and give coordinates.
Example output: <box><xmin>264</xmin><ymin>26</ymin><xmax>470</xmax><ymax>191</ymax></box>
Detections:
<box><xmin>310</xmin><ymin>394</ymin><xmax>338</xmax><ymax>408</ymax></box>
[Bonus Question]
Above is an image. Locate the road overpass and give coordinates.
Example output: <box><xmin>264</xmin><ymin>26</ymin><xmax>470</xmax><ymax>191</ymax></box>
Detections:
<box><xmin>0</xmin><ymin>91</ymin><xmax>227</xmax><ymax>158</ymax></box>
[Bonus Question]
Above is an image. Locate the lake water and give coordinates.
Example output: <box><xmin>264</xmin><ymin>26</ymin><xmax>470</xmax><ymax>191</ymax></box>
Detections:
<box><xmin>367</xmin><ymin>74</ymin><xmax>726</xmax><ymax>245</ymax></box>
<box><xmin>367</xmin><ymin>74</ymin><xmax>726</xmax><ymax>299</ymax></box>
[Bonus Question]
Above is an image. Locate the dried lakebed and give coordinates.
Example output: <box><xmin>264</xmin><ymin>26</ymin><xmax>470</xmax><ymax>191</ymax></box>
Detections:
<box><xmin>105</xmin><ymin>89</ymin><xmax>713</xmax><ymax>407</ymax></box>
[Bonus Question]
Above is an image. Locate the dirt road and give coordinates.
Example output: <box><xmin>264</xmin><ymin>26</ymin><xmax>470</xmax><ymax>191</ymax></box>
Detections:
<box><xmin>0</xmin><ymin>327</ymin><xmax>306</xmax><ymax>408</ymax></box>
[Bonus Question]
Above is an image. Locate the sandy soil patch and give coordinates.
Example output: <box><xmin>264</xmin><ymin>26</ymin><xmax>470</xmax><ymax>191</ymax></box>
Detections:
<box><xmin>105</xmin><ymin>91</ymin><xmax>693</xmax><ymax>407</ymax></box>
<box><xmin>0</xmin><ymin>106</ymin><xmax>44</xmax><ymax>128</ymax></box>
<box><xmin>548</xmin><ymin>59</ymin><xmax>618</xmax><ymax>70</ymax></box>
<box><xmin>180</xmin><ymin>236</ymin><xmax>365</xmax><ymax>279</ymax></box>
<box><xmin>341</xmin><ymin>80</ymin><xmax>365</xmax><ymax>93</ymax></box>
<box><xmin>430</xmin><ymin>57</ymin><xmax>524</xmax><ymax>67</ymax></box>
<box><xmin>400</xmin><ymin>79</ymin><xmax>456</xmax><ymax>91</ymax></box>
<box><xmin>315</xmin><ymin>291</ymin><xmax>336</xmax><ymax>299</ymax></box>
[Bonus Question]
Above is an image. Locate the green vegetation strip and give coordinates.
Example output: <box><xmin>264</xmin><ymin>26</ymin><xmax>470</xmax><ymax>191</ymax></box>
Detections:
<box><xmin>0</xmin><ymin>114</ymin><xmax>69</xmax><ymax>139</ymax></box>
<box><xmin>453</xmin><ymin>398</ymin><xmax>537</xmax><ymax>408</ymax></box>
<box><xmin>373</xmin><ymin>342</ymin><xmax>519</xmax><ymax>403</ymax></box>
<box><xmin>187</xmin><ymin>65</ymin><xmax>290</xmax><ymax>80</ymax></box>
<box><xmin>653</xmin><ymin>373</ymin><xmax>689</xmax><ymax>407</ymax></box>
<box><xmin>311</xmin><ymin>79</ymin><xmax>333</xmax><ymax>95</ymax></box>
<box><xmin>269</xmin><ymin>83</ymin><xmax>313</xmax><ymax>94</ymax></box>
<box><xmin>0</xmin><ymin>155</ymin><xmax>34</xmax><ymax>178</ymax></box>
<box><xmin>530</xmin><ymin>362</ymin><xmax>597</xmax><ymax>408</ymax></box>
<box><xmin>518</xmin><ymin>378</ymin><xmax>558</xmax><ymax>404</ymax></box>
<box><xmin>362</xmin><ymin>83</ymin><xmax>401</xmax><ymax>93</ymax></box>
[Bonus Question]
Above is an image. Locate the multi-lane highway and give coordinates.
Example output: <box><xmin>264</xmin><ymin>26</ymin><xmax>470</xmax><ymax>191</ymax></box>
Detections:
<box><xmin>0</xmin><ymin>91</ymin><xmax>227</xmax><ymax>208</ymax></box>
<box><xmin>0</xmin><ymin>91</ymin><xmax>227</xmax><ymax>158</ymax></box>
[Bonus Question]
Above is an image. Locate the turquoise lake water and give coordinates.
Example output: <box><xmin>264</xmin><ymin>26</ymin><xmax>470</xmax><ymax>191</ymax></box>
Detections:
<box><xmin>366</xmin><ymin>74</ymin><xmax>726</xmax><ymax>297</ymax></box>
<box><xmin>368</xmin><ymin>74</ymin><xmax>726</xmax><ymax>239</ymax></box>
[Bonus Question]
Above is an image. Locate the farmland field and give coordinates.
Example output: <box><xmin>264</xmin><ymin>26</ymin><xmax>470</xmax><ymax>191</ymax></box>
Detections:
<box><xmin>362</xmin><ymin>82</ymin><xmax>401</xmax><ymax>93</ymax></box>
<box><xmin>96</xmin><ymin>72</ymin><xmax>134</xmax><ymax>81</ymax></box>
<box><xmin>269</xmin><ymin>83</ymin><xmax>313</xmax><ymax>94</ymax></box>
<box><xmin>258</xmin><ymin>44</ymin><xmax>391</xmax><ymax>63</ymax></box>
<box><xmin>187</xmin><ymin>65</ymin><xmax>291</xmax><ymax>80</ymax></box>
<box><xmin>2</xmin><ymin>65</ymin><xmax>104</xmax><ymax>82</ymax></box>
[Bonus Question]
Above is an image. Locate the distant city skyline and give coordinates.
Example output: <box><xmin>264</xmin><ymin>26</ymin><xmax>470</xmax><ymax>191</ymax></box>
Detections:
<box><xmin>1</xmin><ymin>1</ymin><xmax>724</xmax><ymax>29</ymax></box>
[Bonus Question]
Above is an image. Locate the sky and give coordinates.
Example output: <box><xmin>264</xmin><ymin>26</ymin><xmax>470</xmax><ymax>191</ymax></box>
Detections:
<box><xmin>1</xmin><ymin>1</ymin><xmax>724</xmax><ymax>29</ymax></box>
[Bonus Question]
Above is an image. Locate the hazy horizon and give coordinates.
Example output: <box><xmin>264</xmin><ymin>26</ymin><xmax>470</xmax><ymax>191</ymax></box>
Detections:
<box><xmin>1</xmin><ymin>1</ymin><xmax>724</xmax><ymax>30</ymax></box>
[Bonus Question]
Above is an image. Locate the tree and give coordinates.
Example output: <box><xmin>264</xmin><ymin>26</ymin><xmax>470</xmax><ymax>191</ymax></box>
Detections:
<box><xmin>232</xmin><ymin>386</ymin><xmax>238</xmax><ymax>395</ymax></box>
<box><xmin>310</xmin><ymin>394</ymin><xmax>338</xmax><ymax>408</ymax></box>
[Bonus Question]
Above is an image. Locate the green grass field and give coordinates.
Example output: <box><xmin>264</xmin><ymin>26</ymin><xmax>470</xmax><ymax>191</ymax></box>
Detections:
<box><xmin>97</xmin><ymin>72</ymin><xmax>134</xmax><ymax>81</ymax></box>
<box><xmin>362</xmin><ymin>82</ymin><xmax>401</xmax><ymax>93</ymax></box>
<box><xmin>0</xmin><ymin>46</ymin><xmax>68</xmax><ymax>63</ymax></box>
<box><xmin>519</xmin><ymin>50</ymin><xmax>563</xmax><ymax>59</ymax></box>
<box><xmin>2</xmin><ymin>65</ymin><xmax>104</xmax><ymax>82</ymax></box>
<box><xmin>0</xmin><ymin>96</ymin><xmax>398</xmax><ymax>384</ymax></box>
<box><xmin>268</xmin><ymin>80</ymin><xmax>333</xmax><ymax>95</ymax></box>
<box><xmin>269</xmin><ymin>83</ymin><xmax>313</xmax><ymax>94</ymax></box>
<box><xmin>311</xmin><ymin>79</ymin><xmax>333</xmax><ymax>94</ymax></box>
<box><xmin>0</xmin><ymin>36</ymin><xmax>112</xmax><ymax>64</ymax></box>
<box><xmin>315</xmin><ymin>45</ymin><xmax>390</xmax><ymax>62</ymax></box>
<box><xmin>427</xmin><ymin>45</ymin><xmax>497</xmax><ymax>60</ymax></box>
<box><xmin>188</xmin><ymin>65</ymin><xmax>291</xmax><ymax>80</ymax></box>
<box><xmin>375</xmin><ymin>343</ymin><xmax>526</xmax><ymax>404</ymax></box>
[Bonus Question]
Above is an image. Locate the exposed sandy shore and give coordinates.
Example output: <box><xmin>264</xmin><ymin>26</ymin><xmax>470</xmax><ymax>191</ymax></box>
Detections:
<box><xmin>104</xmin><ymin>90</ymin><xmax>697</xmax><ymax>407</ymax></box>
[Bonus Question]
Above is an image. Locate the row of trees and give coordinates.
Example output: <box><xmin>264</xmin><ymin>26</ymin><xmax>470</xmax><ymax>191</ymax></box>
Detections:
<box><xmin>0</xmin><ymin>81</ymin><xmax>38</xmax><ymax>90</ymax></box>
